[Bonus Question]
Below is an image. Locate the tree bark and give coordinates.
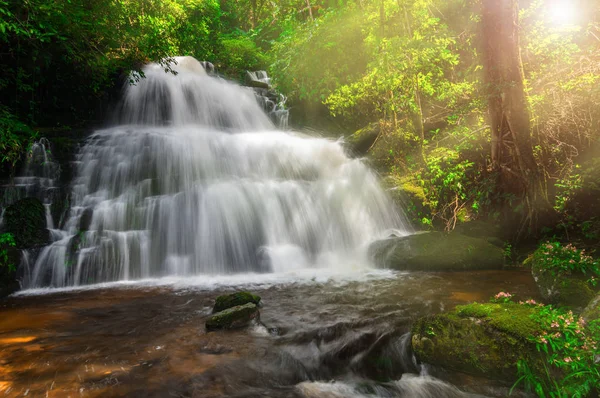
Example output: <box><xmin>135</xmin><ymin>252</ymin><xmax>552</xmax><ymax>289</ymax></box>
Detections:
<box><xmin>481</xmin><ymin>0</ymin><xmax>553</xmax><ymax>236</ymax></box>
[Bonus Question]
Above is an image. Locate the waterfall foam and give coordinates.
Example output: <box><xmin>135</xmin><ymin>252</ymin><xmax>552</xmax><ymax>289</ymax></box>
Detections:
<box><xmin>24</xmin><ymin>57</ymin><xmax>408</xmax><ymax>288</ymax></box>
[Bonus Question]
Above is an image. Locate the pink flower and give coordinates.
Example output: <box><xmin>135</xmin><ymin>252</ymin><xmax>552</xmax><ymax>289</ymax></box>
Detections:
<box><xmin>564</xmin><ymin>357</ymin><xmax>572</xmax><ymax>363</ymax></box>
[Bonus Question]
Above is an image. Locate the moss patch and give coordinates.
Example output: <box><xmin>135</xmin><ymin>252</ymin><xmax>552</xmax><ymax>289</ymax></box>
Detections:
<box><xmin>213</xmin><ymin>291</ymin><xmax>261</xmax><ymax>313</ymax></box>
<box><xmin>532</xmin><ymin>262</ymin><xmax>598</xmax><ymax>309</ymax></box>
<box><xmin>206</xmin><ymin>302</ymin><xmax>259</xmax><ymax>331</ymax></box>
<box><xmin>411</xmin><ymin>303</ymin><xmax>542</xmax><ymax>381</ymax></box>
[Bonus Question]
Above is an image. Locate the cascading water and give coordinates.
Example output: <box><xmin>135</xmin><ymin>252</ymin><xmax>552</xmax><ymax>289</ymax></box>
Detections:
<box><xmin>24</xmin><ymin>56</ymin><xmax>408</xmax><ymax>288</ymax></box>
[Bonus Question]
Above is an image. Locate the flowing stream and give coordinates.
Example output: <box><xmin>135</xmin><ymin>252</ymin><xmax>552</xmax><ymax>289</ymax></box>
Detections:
<box><xmin>23</xmin><ymin>56</ymin><xmax>407</xmax><ymax>288</ymax></box>
<box><xmin>0</xmin><ymin>270</ymin><xmax>539</xmax><ymax>397</ymax></box>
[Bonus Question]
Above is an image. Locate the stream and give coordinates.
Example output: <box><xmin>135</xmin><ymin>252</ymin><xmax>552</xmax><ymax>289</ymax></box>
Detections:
<box><xmin>0</xmin><ymin>269</ymin><xmax>538</xmax><ymax>397</ymax></box>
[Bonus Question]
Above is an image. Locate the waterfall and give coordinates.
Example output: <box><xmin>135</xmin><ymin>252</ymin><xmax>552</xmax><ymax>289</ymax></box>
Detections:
<box><xmin>23</xmin><ymin>56</ymin><xmax>408</xmax><ymax>288</ymax></box>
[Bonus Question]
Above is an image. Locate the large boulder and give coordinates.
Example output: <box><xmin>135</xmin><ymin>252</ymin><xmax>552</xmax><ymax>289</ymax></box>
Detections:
<box><xmin>531</xmin><ymin>263</ymin><xmax>597</xmax><ymax>308</ymax></box>
<box><xmin>2</xmin><ymin>197</ymin><xmax>49</xmax><ymax>248</ymax></box>
<box><xmin>581</xmin><ymin>293</ymin><xmax>600</xmax><ymax>323</ymax></box>
<box><xmin>206</xmin><ymin>302</ymin><xmax>260</xmax><ymax>331</ymax></box>
<box><xmin>213</xmin><ymin>291</ymin><xmax>261</xmax><ymax>313</ymax></box>
<box><xmin>369</xmin><ymin>231</ymin><xmax>504</xmax><ymax>271</ymax></box>
<box><xmin>411</xmin><ymin>303</ymin><xmax>543</xmax><ymax>381</ymax></box>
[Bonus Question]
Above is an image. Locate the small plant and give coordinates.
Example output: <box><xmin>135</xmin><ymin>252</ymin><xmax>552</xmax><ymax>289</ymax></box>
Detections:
<box><xmin>487</xmin><ymin>292</ymin><xmax>600</xmax><ymax>397</ymax></box>
<box><xmin>0</xmin><ymin>233</ymin><xmax>17</xmax><ymax>273</ymax></box>
<box><xmin>491</xmin><ymin>291</ymin><xmax>513</xmax><ymax>303</ymax></box>
<box><xmin>532</xmin><ymin>241</ymin><xmax>600</xmax><ymax>285</ymax></box>
<box><xmin>503</xmin><ymin>242</ymin><xmax>513</xmax><ymax>262</ymax></box>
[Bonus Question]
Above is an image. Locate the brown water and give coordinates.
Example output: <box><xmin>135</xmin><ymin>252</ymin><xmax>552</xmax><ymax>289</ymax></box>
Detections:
<box><xmin>0</xmin><ymin>270</ymin><xmax>538</xmax><ymax>398</ymax></box>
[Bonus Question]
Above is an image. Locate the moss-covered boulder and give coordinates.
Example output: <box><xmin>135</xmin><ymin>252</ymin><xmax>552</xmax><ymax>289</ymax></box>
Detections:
<box><xmin>213</xmin><ymin>291</ymin><xmax>261</xmax><ymax>313</ymax></box>
<box><xmin>531</xmin><ymin>263</ymin><xmax>598</xmax><ymax>309</ymax></box>
<box><xmin>387</xmin><ymin>177</ymin><xmax>432</xmax><ymax>228</ymax></box>
<box><xmin>368</xmin><ymin>231</ymin><xmax>504</xmax><ymax>271</ymax></box>
<box><xmin>582</xmin><ymin>293</ymin><xmax>600</xmax><ymax>323</ymax></box>
<box><xmin>205</xmin><ymin>302</ymin><xmax>259</xmax><ymax>331</ymax></box>
<box><xmin>346</xmin><ymin>123</ymin><xmax>380</xmax><ymax>156</ymax></box>
<box><xmin>411</xmin><ymin>303</ymin><xmax>543</xmax><ymax>381</ymax></box>
<box><xmin>2</xmin><ymin>198</ymin><xmax>49</xmax><ymax>248</ymax></box>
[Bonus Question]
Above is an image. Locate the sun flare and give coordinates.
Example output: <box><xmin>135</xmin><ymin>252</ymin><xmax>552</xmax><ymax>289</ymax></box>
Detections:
<box><xmin>549</xmin><ymin>0</ymin><xmax>579</xmax><ymax>26</ymax></box>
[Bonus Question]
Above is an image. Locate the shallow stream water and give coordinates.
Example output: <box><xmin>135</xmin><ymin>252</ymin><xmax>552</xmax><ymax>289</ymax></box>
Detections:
<box><xmin>0</xmin><ymin>269</ymin><xmax>538</xmax><ymax>397</ymax></box>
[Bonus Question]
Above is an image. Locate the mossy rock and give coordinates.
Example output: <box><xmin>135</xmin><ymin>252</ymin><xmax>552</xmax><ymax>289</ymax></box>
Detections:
<box><xmin>411</xmin><ymin>303</ymin><xmax>543</xmax><ymax>381</ymax></box>
<box><xmin>213</xmin><ymin>291</ymin><xmax>261</xmax><ymax>313</ymax></box>
<box><xmin>387</xmin><ymin>177</ymin><xmax>432</xmax><ymax>228</ymax></box>
<box><xmin>205</xmin><ymin>302</ymin><xmax>259</xmax><ymax>331</ymax></box>
<box><xmin>368</xmin><ymin>231</ymin><xmax>504</xmax><ymax>271</ymax></box>
<box><xmin>3</xmin><ymin>198</ymin><xmax>49</xmax><ymax>248</ymax></box>
<box><xmin>531</xmin><ymin>263</ymin><xmax>597</xmax><ymax>309</ymax></box>
<box><xmin>581</xmin><ymin>293</ymin><xmax>600</xmax><ymax>323</ymax></box>
<box><xmin>346</xmin><ymin>123</ymin><xmax>380</xmax><ymax>156</ymax></box>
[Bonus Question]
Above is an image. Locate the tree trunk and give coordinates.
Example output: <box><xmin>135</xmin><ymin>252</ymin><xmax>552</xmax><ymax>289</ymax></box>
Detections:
<box><xmin>481</xmin><ymin>0</ymin><xmax>554</xmax><ymax>236</ymax></box>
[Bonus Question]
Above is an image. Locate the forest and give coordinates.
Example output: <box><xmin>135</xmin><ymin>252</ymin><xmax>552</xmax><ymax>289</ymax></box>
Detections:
<box><xmin>0</xmin><ymin>0</ymin><xmax>599</xmax><ymax>397</ymax></box>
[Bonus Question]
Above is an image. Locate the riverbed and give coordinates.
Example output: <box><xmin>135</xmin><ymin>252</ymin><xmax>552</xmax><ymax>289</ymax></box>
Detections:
<box><xmin>0</xmin><ymin>269</ymin><xmax>538</xmax><ymax>397</ymax></box>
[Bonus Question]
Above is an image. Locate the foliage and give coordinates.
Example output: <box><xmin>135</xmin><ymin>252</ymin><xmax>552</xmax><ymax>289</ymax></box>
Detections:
<box><xmin>0</xmin><ymin>106</ymin><xmax>37</xmax><ymax>177</ymax></box>
<box><xmin>216</xmin><ymin>33</ymin><xmax>270</xmax><ymax>78</ymax></box>
<box><xmin>532</xmin><ymin>241</ymin><xmax>599</xmax><ymax>286</ymax></box>
<box><xmin>510</xmin><ymin>300</ymin><xmax>600</xmax><ymax>397</ymax></box>
<box><xmin>0</xmin><ymin>233</ymin><xmax>17</xmax><ymax>273</ymax></box>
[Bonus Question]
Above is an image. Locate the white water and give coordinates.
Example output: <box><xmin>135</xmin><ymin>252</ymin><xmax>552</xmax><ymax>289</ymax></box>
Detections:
<box><xmin>23</xmin><ymin>56</ymin><xmax>408</xmax><ymax>288</ymax></box>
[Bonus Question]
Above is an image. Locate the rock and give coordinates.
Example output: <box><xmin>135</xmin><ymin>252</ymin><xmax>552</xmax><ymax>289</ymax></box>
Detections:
<box><xmin>346</xmin><ymin>123</ymin><xmax>380</xmax><ymax>156</ymax></box>
<box><xmin>386</xmin><ymin>177</ymin><xmax>432</xmax><ymax>228</ymax></box>
<box><xmin>2</xmin><ymin>198</ymin><xmax>49</xmax><ymax>248</ymax></box>
<box><xmin>213</xmin><ymin>291</ymin><xmax>261</xmax><ymax>313</ymax></box>
<box><xmin>368</xmin><ymin>231</ymin><xmax>504</xmax><ymax>271</ymax></box>
<box><xmin>411</xmin><ymin>302</ymin><xmax>543</xmax><ymax>382</ymax></box>
<box><xmin>531</xmin><ymin>262</ymin><xmax>597</xmax><ymax>309</ymax></box>
<box><xmin>206</xmin><ymin>302</ymin><xmax>259</xmax><ymax>331</ymax></box>
<box><xmin>79</xmin><ymin>207</ymin><xmax>94</xmax><ymax>231</ymax></box>
<box><xmin>453</xmin><ymin>220</ymin><xmax>505</xmax><ymax>241</ymax></box>
<box><xmin>581</xmin><ymin>293</ymin><xmax>600</xmax><ymax>323</ymax></box>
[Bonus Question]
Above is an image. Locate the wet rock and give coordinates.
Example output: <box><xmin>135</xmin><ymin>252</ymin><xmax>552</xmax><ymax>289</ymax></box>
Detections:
<box><xmin>369</xmin><ymin>231</ymin><xmax>504</xmax><ymax>271</ymax></box>
<box><xmin>581</xmin><ymin>293</ymin><xmax>600</xmax><ymax>323</ymax></box>
<box><xmin>531</xmin><ymin>261</ymin><xmax>598</xmax><ymax>309</ymax></box>
<box><xmin>411</xmin><ymin>302</ymin><xmax>543</xmax><ymax>382</ymax></box>
<box><xmin>213</xmin><ymin>291</ymin><xmax>261</xmax><ymax>313</ymax></box>
<box><xmin>346</xmin><ymin>123</ymin><xmax>380</xmax><ymax>156</ymax></box>
<box><xmin>79</xmin><ymin>207</ymin><xmax>94</xmax><ymax>232</ymax></box>
<box><xmin>384</xmin><ymin>176</ymin><xmax>431</xmax><ymax>228</ymax></box>
<box><xmin>2</xmin><ymin>197</ymin><xmax>49</xmax><ymax>248</ymax></box>
<box><xmin>206</xmin><ymin>302</ymin><xmax>260</xmax><ymax>331</ymax></box>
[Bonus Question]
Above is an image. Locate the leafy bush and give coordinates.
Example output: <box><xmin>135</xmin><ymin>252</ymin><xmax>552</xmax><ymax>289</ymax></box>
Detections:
<box><xmin>532</xmin><ymin>241</ymin><xmax>599</xmax><ymax>286</ymax></box>
<box><xmin>0</xmin><ymin>233</ymin><xmax>16</xmax><ymax>273</ymax></box>
<box><xmin>217</xmin><ymin>34</ymin><xmax>270</xmax><ymax>78</ymax></box>
<box><xmin>512</xmin><ymin>300</ymin><xmax>600</xmax><ymax>397</ymax></box>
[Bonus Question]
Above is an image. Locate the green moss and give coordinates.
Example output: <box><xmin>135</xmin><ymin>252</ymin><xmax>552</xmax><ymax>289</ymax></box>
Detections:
<box><xmin>456</xmin><ymin>303</ymin><xmax>538</xmax><ymax>338</ymax></box>
<box><xmin>532</xmin><ymin>261</ymin><xmax>598</xmax><ymax>308</ymax></box>
<box><xmin>213</xmin><ymin>291</ymin><xmax>261</xmax><ymax>313</ymax></box>
<box><xmin>205</xmin><ymin>302</ymin><xmax>259</xmax><ymax>331</ymax></box>
<box><xmin>411</xmin><ymin>303</ymin><xmax>543</xmax><ymax>382</ymax></box>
